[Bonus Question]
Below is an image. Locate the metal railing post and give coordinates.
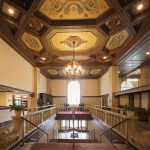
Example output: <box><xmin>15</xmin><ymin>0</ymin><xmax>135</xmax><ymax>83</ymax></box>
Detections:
<box><xmin>110</xmin><ymin>129</ymin><xmax>112</xmax><ymax>143</ymax></box>
<box><xmin>99</xmin><ymin>135</ymin><xmax>101</xmax><ymax>143</ymax></box>
<box><xmin>98</xmin><ymin>118</ymin><xmax>129</xmax><ymax>144</ymax></box>
<box><xmin>21</xmin><ymin>120</ymin><xmax>24</xmax><ymax>146</ymax></box>
<box><xmin>126</xmin><ymin>119</ymin><xmax>129</xmax><ymax>145</ymax></box>
<box><xmin>53</xmin><ymin>128</ymin><xmax>54</xmax><ymax>139</ymax></box>
<box><xmin>22</xmin><ymin>117</ymin><xmax>49</xmax><ymax>143</ymax></box>
<box><xmin>94</xmin><ymin>129</ymin><xmax>95</xmax><ymax>141</ymax></box>
<box><xmin>21</xmin><ymin>111</ymin><xmax>25</xmax><ymax>146</ymax></box>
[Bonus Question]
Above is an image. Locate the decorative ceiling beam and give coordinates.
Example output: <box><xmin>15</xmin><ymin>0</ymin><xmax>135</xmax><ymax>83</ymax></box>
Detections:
<box><xmin>15</xmin><ymin>0</ymin><xmax>41</xmax><ymax>38</ymax></box>
<box><xmin>109</xmin><ymin>0</ymin><xmax>137</xmax><ymax>36</ymax></box>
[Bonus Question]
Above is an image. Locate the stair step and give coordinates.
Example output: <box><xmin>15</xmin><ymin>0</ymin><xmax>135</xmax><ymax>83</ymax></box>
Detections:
<box><xmin>113</xmin><ymin>144</ymin><xmax>135</xmax><ymax>150</ymax></box>
<box><xmin>50</xmin><ymin>139</ymin><xmax>97</xmax><ymax>143</ymax></box>
<box><xmin>30</xmin><ymin>143</ymin><xmax>73</xmax><ymax>150</ymax></box>
<box><xmin>75</xmin><ymin>143</ymin><xmax>117</xmax><ymax>150</ymax></box>
<box><xmin>30</xmin><ymin>143</ymin><xmax>117</xmax><ymax>150</ymax></box>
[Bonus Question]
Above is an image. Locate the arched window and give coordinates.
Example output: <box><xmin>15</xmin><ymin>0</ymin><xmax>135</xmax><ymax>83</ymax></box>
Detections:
<box><xmin>121</xmin><ymin>81</ymin><xmax>133</xmax><ymax>91</ymax></box>
<box><xmin>67</xmin><ymin>81</ymin><xmax>80</xmax><ymax>105</ymax></box>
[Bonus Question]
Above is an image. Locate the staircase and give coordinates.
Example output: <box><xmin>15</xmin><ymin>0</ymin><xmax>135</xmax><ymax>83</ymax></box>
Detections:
<box><xmin>17</xmin><ymin>117</ymin><xmax>136</xmax><ymax>150</ymax></box>
<box><xmin>30</xmin><ymin>143</ymin><xmax>117</xmax><ymax>150</ymax></box>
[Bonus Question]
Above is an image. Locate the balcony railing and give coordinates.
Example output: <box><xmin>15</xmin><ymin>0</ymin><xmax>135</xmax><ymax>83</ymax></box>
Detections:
<box><xmin>0</xmin><ymin>104</ymin><xmax>128</xmax><ymax>149</ymax></box>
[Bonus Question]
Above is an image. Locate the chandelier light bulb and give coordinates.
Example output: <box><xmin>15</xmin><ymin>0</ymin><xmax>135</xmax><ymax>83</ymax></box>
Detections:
<box><xmin>65</xmin><ymin>41</ymin><xmax>82</xmax><ymax>78</ymax></box>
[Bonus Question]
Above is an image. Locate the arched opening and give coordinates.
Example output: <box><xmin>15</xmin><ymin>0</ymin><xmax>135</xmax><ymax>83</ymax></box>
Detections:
<box><xmin>121</xmin><ymin>81</ymin><xmax>133</xmax><ymax>91</ymax></box>
<box><xmin>67</xmin><ymin>81</ymin><xmax>80</xmax><ymax>105</ymax></box>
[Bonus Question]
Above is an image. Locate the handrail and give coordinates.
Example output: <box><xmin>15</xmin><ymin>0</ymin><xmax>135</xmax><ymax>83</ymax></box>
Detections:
<box><xmin>99</xmin><ymin>117</ymin><xmax>129</xmax><ymax>143</ymax></box>
<box><xmin>89</xmin><ymin>129</ymin><xmax>95</xmax><ymax>141</ymax></box>
<box><xmin>22</xmin><ymin>117</ymin><xmax>49</xmax><ymax>143</ymax></box>
<box><xmin>27</xmin><ymin>105</ymin><xmax>56</xmax><ymax>112</ymax></box>
<box><xmin>53</xmin><ymin>129</ymin><xmax>59</xmax><ymax>139</ymax></box>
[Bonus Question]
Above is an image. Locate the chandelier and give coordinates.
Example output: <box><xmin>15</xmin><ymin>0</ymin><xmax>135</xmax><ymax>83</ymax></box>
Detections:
<box><xmin>65</xmin><ymin>41</ymin><xmax>82</xmax><ymax>78</ymax></box>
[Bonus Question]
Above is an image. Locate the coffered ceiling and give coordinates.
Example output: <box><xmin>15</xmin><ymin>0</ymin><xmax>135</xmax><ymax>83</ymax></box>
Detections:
<box><xmin>0</xmin><ymin>0</ymin><xmax>150</xmax><ymax>79</ymax></box>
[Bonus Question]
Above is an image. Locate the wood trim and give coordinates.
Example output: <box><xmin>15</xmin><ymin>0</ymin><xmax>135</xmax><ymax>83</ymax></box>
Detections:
<box><xmin>0</xmin><ymin>84</ymin><xmax>33</xmax><ymax>94</ymax></box>
<box><xmin>53</xmin><ymin>96</ymin><xmax>101</xmax><ymax>98</ymax></box>
<box><xmin>0</xmin><ymin>106</ymin><xmax>10</xmax><ymax>110</ymax></box>
<box><xmin>81</xmin><ymin>96</ymin><xmax>101</xmax><ymax>98</ymax></box>
<box><xmin>99</xmin><ymin>94</ymin><xmax>109</xmax><ymax>97</ymax></box>
<box><xmin>115</xmin><ymin>85</ymin><xmax>150</xmax><ymax>96</ymax></box>
<box><xmin>53</xmin><ymin>96</ymin><xmax>66</xmax><ymax>98</ymax></box>
<box><xmin>0</xmin><ymin>120</ymin><xmax>12</xmax><ymax>128</ymax></box>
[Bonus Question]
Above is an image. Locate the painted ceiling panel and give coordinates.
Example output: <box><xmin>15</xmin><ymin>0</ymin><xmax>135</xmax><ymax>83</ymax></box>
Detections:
<box><xmin>21</xmin><ymin>32</ymin><xmax>43</xmax><ymax>51</ymax></box>
<box><xmin>45</xmin><ymin>28</ymin><xmax>104</xmax><ymax>53</ymax></box>
<box><xmin>39</xmin><ymin>0</ymin><xmax>110</xmax><ymax>20</ymax></box>
<box><xmin>105</xmin><ymin>30</ymin><xmax>130</xmax><ymax>50</ymax></box>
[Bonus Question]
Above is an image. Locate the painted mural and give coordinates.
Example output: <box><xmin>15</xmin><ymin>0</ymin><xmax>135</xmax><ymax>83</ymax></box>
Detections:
<box><xmin>39</xmin><ymin>0</ymin><xmax>110</xmax><ymax>20</ymax></box>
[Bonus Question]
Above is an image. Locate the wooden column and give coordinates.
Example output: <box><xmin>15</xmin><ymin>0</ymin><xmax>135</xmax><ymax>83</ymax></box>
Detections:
<box><xmin>148</xmin><ymin>92</ymin><xmax>150</xmax><ymax>112</ymax></box>
<box><xmin>69</xmin><ymin>120</ymin><xmax>70</xmax><ymax>130</ymax></box>
<box><xmin>60</xmin><ymin>120</ymin><xmax>62</xmax><ymax>131</ymax></box>
<box><xmin>118</xmin><ymin>96</ymin><xmax>120</xmax><ymax>107</ymax></box>
<box><xmin>129</xmin><ymin>94</ymin><xmax>134</xmax><ymax>107</ymax></box>
<box><xmin>139</xmin><ymin>93</ymin><xmax>142</xmax><ymax>108</ymax></box>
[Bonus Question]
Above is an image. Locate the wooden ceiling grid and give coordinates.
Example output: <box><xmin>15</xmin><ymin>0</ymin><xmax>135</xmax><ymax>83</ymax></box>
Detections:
<box><xmin>0</xmin><ymin>0</ymin><xmax>149</xmax><ymax>79</ymax></box>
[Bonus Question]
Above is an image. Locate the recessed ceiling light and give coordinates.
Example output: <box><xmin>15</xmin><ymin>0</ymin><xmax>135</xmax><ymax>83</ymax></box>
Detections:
<box><xmin>103</xmin><ymin>56</ymin><xmax>107</xmax><ymax>60</ymax></box>
<box><xmin>40</xmin><ymin>57</ymin><xmax>46</xmax><ymax>61</ymax></box>
<box><xmin>146</xmin><ymin>52</ymin><xmax>150</xmax><ymax>55</ymax></box>
<box><xmin>8</xmin><ymin>8</ymin><xmax>14</xmax><ymax>15</ymax></box>
<box><xmin>137</xmin><ymin>4</ymin><xmax>143</xmax><ymax>10</ymax></box>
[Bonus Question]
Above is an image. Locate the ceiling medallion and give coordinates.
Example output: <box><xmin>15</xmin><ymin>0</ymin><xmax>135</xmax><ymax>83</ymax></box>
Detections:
<box><xmin>61</xmin><ymin>36</ymin><xmax>87</xmax><ymax>48</ymax></box>
<box><xmin>45</xmin><ymin>28</ymin><xmax>104</xmax><ymax>54</ymax></box>
<box><xmin>65</xmin><ymin>41</ymin><xmax>82</xmax><ymax>79</ymax></box>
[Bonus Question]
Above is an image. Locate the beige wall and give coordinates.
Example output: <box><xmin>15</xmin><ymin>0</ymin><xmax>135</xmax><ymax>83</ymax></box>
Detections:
<box><xmin>141</xmin><ymin>93</ymin><xmax>149</xmax><ymax>110</ymax></box>
<box><xmin>39</xmin><ymin>73</ymin><xmax>47</xmax><ymax>93</ymax></box>
<box><xmin>50</xmin><ymin>80</ymin><xmax>67</xmax><ymax>96</ymax></box>
<box><xmin>80</xmin><ymin>79</ymin><xmax>99</xmax><ymax>96</ymax></box>
<box><xmin>134</xmin><ymin>94</ymin><xmax>140</xmax><ymax>107</ymax></box>
<box><xmin>100</xmin><ymin>71</ymin><xmax>109</xmax><ymax>95</ymax></box>
<box><xmin>81</xmin><ymin>97</ymin><xmax>100</xmax><ymax>105</ymax></box>
<box><xmin>49</xmin><ymin>79</ymin><xmax>99</xmax><ymax>105</ymax></box>
<box><xmin>0</xmin><ymin>92</ymin><xmax>13</xmax><ymax>106</ymax></box>
<box><xmin>0</xmin><ymin>38</ymin><xmax>33</xmax><ymax>91</ymax></box>
<box><xmin>0</xmin><ymin>93</ymin><xmax>7</xmax><ymax>106</ymax></box>
<box><xmin>53</xmin><ymin>97</ymin><xmax>67</xmax><ymax>105</ymax></box>
<box><xmin>120</xmin><ymin>95</ymin><xmax>129</xmax><ymax>106</ymax></box>
<box><xmin>0</xmin><ymin>109</ymin><xmax>14</xmax><ymax>123</ymax></box>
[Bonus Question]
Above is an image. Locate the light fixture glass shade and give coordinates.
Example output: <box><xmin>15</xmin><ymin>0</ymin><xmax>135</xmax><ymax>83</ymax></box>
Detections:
<box><xmin>65</xmin><ymin>40</ymin><xmax>82</xmax><ymax>78</ymax></box>
<box><xmin>66</xmin><ymin>60</ymin><xmax>82</xmax><ymax>77</ymax></box>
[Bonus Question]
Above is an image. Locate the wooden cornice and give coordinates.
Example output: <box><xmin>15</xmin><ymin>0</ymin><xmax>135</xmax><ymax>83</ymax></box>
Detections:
<box><xmin>0</xmin><ymin>84</ymin><xmax>33</xmax><ymax>95</ymax></box>
<box><xmin>115</xmin><ymin>85</ymin><xmax>150</xmax><ymax>96</ymax></box>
